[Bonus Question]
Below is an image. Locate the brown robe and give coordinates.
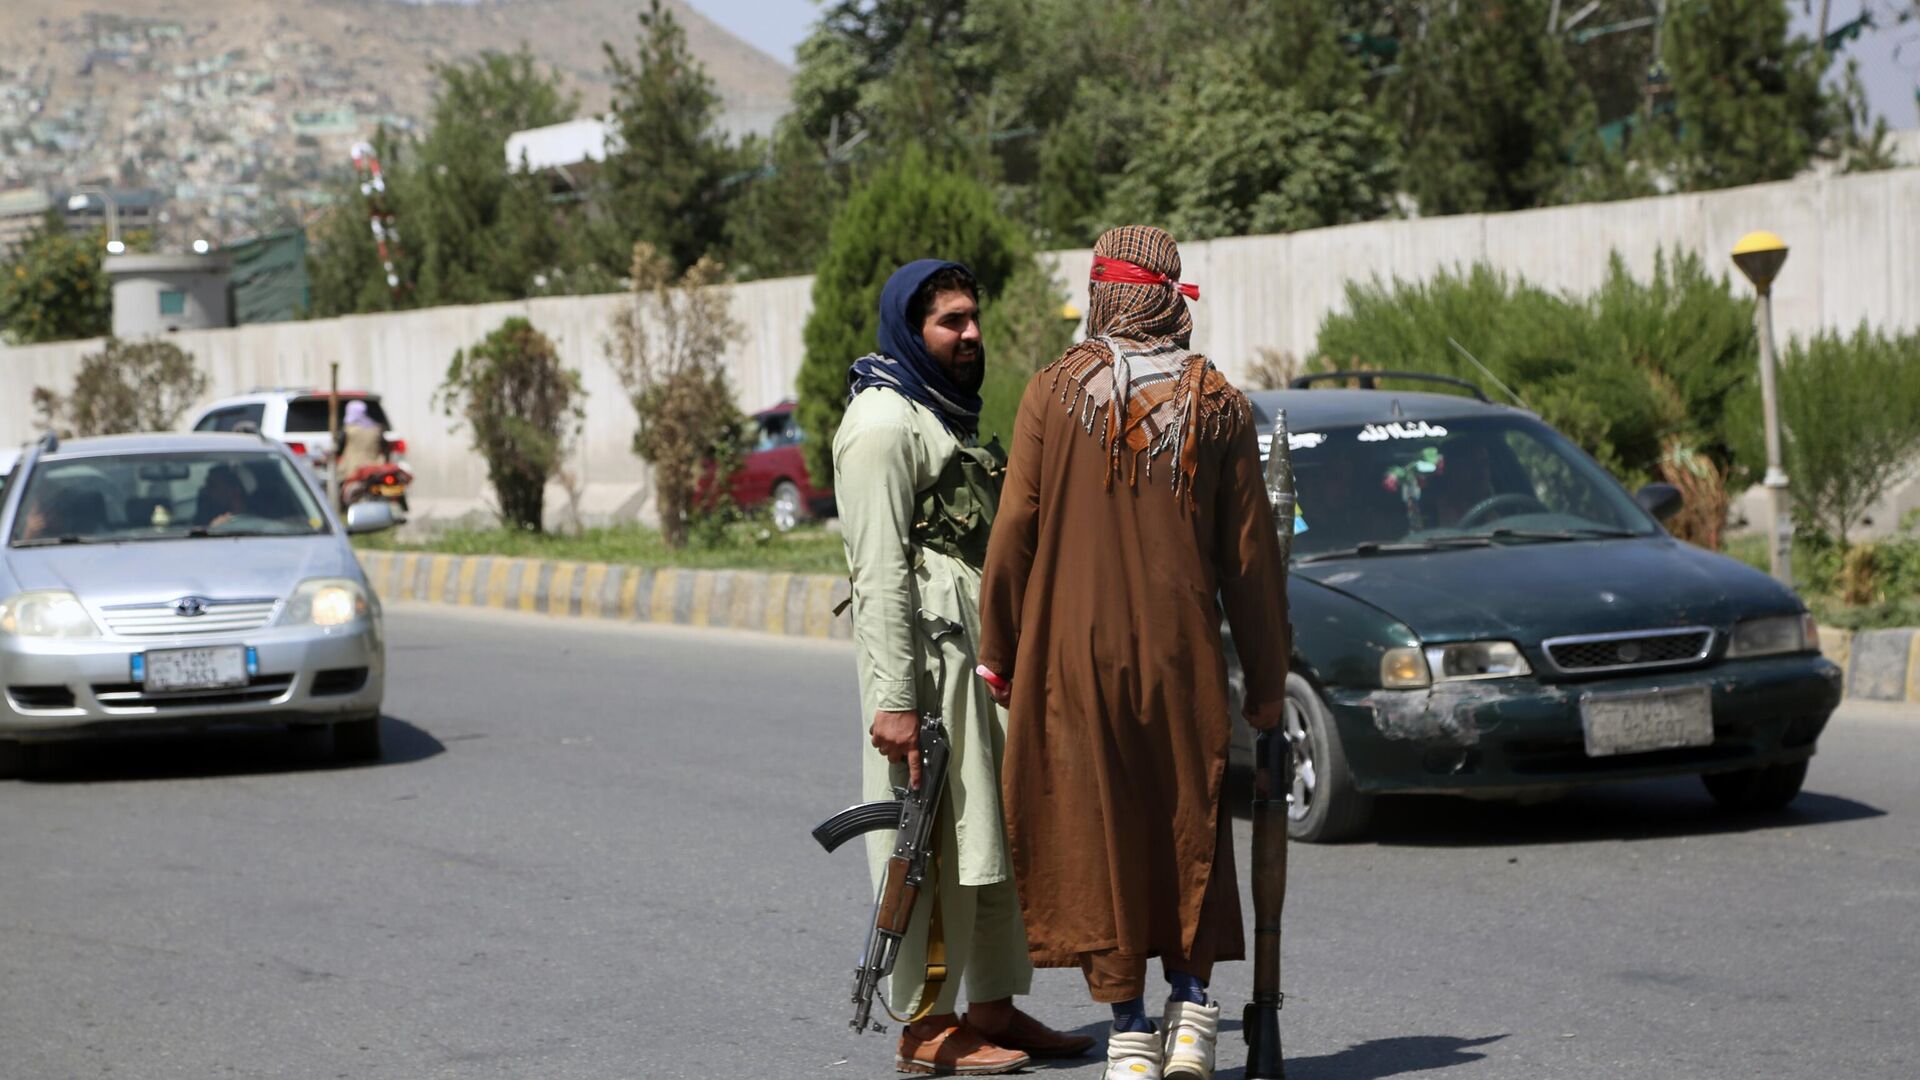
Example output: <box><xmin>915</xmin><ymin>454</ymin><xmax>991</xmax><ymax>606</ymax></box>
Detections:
<box><xmin>977</xmin><ymin>366</ymin><xmax>1291</xmax><ymax>970</ymax></box>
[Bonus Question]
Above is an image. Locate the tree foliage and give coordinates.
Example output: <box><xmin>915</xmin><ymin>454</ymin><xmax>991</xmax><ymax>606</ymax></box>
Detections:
<box><xmin>408</xmin><ymin>48</ymin><xmax>587</xmax><ymax>305</ymax></box>
<box><xmin>1313</xmin><ymin>251</ymin><xmax>1755</xmax><ymax>494</ymax></box>
<box><xmin>31</xmin><ymin>338</ymin><xmax>209</xmax><ymax>437</ymax></box>
<box><xmin>599</xmin><ymin>0</ymin><xmax>740</xmax><ymax>274</ymax></box>
<box><xmin>605</xmin><ymin>242</ymin><xmax>746</xmax><ymax>548</ymax></box>
<box><xmin>796</xmin><ymin>147</ymin><xmax>1030</xmax><ymax>485</ymax></box>
<box><xmin>438</xmin><ymin>317</ymin><xmax>585</xmax><ymax>532</ymax></box>
<box><xmin>1727</xmin><ymin>325</ymin><xmax>1920</xmax><ymax>548</ymax></box>
<box><xmin>1</xmin><ymin>211</ymin><xmax>111</xmax><ymax>344</ymax></box>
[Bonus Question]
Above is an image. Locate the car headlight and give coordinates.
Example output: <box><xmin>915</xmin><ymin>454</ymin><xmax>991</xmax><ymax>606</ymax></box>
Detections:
<box><xmin>1381</xmin><ymin>641</ymin><xmax>1532</xmax><ymax>689</ymax></box>
<box><xmin>280</xmin><ymin>578</ymin><xmax>369</xmax><ymax>628</ymax></box>
<box><xmin>1380</xmin><ymin>646</ymin><xmax>1432</xmax><ymax>689</ymax></box>
<box><xmin>1426</xmin><ymin>641</ymin><xmax>1532</xmax><ymax>681</ymax></box>
<box><xmin>1728</xmin><ymin>613</ymin><xmax>1817</xmax><ymax>658</ymax></box>
<box><xmin>0</xmin><ymin>589</ymin><xmax>102</xmax><ymax>639</ymax></box>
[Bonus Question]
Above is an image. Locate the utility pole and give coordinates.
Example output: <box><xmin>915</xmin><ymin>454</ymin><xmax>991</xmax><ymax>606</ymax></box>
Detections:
<box><xmin>1731</xmin><ymin>232</ymin><xmax>1793</xmax><ymax>586</ymax></box>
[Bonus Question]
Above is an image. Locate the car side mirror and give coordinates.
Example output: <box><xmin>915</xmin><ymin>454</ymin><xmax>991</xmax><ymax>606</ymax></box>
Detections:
<box><xmin>1635</xmin><ymin>482</ymin><xmax>1684</xmax><ymax>522</ymax></box>
<box><xmin>345</xmin><ymin>501</ymin><xmax>397</xmax><ymax>534</ymax></box>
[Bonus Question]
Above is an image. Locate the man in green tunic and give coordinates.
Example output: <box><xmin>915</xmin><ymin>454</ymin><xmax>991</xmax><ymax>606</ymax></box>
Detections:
<box><xmin>835</xmin><ymin>259</ymin><xmax>1092</xmax><ymax>1075</ymax></box>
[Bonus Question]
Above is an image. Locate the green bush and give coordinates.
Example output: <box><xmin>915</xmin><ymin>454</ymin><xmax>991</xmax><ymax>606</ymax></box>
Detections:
<box><xmin>32</xmin><ymin>337</ymin><xmax>209</xmax><ymax>437</ymax></box>
<box><xmin>1727</xmin><ymin>530</ymin><xmax>1920</xmax><ymax>631</ymax></box>
<box><xmin>1726</xmin><ymin>324</ymin><xmax>1920</xmax><ymax>548</ymax></box>
<box><xmin>438</xmin><ymin>317</ymin><xmax>585</xmax><ymax>533</ymax></box>
<box><xmin>1312</xmin><ymin>251</ymin><xmax>1755</xmax><ymax>491</ymax></box>
<box><xmin>795</xmin><ymin>145</ymin><xmax>1038</xmax><ymax>486</ymax></box>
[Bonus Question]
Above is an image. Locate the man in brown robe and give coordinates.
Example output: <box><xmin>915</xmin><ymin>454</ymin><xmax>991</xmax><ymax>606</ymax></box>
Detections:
<box><xmin>978</xmin><ymin>225</ymin><xmax>1291</xmax><ymax>1080</ymax></box>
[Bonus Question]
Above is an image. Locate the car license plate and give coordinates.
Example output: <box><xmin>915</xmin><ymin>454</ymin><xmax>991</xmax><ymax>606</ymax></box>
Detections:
<box><xmin>1580</xmin><ymin>686</ymin><xmax>1714</xmax><ymax>757</ymax></box>
<box><xmin>144</xmin><ymin>646</ymin><xmax>249</xmax><ymax>693</ymax></box>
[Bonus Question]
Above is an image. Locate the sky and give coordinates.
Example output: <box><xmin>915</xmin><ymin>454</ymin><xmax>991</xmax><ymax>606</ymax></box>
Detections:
<box><xmin>683</xmin><ymin>0</ymin><xmax>1919</xmax><ymax>130</ymax></box>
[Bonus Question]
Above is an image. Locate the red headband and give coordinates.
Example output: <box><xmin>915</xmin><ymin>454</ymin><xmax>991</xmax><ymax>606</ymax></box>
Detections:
<box><xmin>1090</xmin><ymin>255</ymin><xmax>1200</xmax><ymax>300</ymax></box>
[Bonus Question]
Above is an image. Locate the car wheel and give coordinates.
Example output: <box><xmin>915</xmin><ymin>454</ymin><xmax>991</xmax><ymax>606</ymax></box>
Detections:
<box><xmin>1701</xmin><ymin>760</ymin><xmax>1807</xmax><ymax>811</ymax></box>
<box><xmin>333</xmin><ymin>716</ymin><xmax>383</xmax><ymax>763</ymax></box>
<box><xmin>1284</xmin><ymin>672</ymin><xmax>1373</xmax><ymax>843</ymax></box>
<box><xmin>770</xmin><ymin>481</ymin><xmax>806</xmax><ymax>532</ymax></box>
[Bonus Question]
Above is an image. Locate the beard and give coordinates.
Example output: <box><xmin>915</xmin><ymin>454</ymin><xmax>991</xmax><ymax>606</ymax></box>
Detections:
<box><xmin>942</xmin><ymin>342</ymin><xmax>985</xmax><ymax>394</ymax></box>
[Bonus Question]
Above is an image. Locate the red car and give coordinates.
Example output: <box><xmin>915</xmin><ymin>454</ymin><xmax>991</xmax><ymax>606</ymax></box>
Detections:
<box><xmin>720</xmin><ymin>402</ymin><xmax>834</xmax><ymax>530</ymax></box>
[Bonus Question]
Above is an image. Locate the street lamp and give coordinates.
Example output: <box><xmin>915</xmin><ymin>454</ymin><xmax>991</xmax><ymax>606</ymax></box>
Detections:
<box><xmin>1731</xmin><ymin>230</ymin><xmax>1791</xmax><ymax>586</ymax></box>
<box><xmin>66</xmin><ymin>186</ymin><xmax>122</xmax><ymax>252</ymax></box>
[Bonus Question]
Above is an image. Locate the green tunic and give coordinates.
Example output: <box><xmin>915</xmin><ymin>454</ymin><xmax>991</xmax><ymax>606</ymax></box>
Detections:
<box><xmin>834</xmin><ymin>387</ymin><xmax>1030</xmax><ymax>1014</ymax></box>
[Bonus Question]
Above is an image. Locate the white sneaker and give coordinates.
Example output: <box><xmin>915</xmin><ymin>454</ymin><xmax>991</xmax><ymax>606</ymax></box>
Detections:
<box><xmin>1160</xmin><ymin>1000</ymin><xmax>1221</xmax><ymax>1080</ymax></box>
<box><xmin>1104</xmin><ymin>1029</ymin><xmax>1164</xmax><ymax>1080</ymax></box>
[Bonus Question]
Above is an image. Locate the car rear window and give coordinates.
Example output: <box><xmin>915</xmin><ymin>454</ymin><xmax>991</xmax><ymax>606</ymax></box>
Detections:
<box><xmin>285</xmin><ymin>397</ymin><xmax>391</xmax><ymax>433</ymax></box>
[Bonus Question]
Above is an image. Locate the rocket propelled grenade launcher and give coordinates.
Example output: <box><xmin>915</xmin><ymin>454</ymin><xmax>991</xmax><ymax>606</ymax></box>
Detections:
<box><xmin>1246</xmin><ymin>409</ymin><xmax>1295</xmax><ymax>1079</ymax></box>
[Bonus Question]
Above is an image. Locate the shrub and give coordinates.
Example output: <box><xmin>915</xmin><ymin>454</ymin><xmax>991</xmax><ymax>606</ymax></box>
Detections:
<box><xmin>438</xmin><ymin>317</ymin><xmax>584</xmax><ymax>533</ymax></box>
<box><xmin>1726</xmin><ymin>324</ymin><xmax>1920</xmax><ymax>548</ymax></box>
<box><xmin>795</xmin><ymin>144</ymin><xmax>1032</xmax><ymax>486</ymax></box>
<box><xmin>605</xmin><ymin>242</ymin><xmax>746</xmax><ymax>549</ymax></box>
<box><xmin>1313</xmin><ymin>251</ymin><xmax>1755</xmax><ymax>536</ymax></box>
<box><xmin>32</xmin><ymin>337</ymin><xmax>208</xmax><ymax>437</ymax></box>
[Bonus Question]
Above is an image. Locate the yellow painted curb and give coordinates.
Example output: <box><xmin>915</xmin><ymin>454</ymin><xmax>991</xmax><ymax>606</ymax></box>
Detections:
<box><xmin>764</xmin><ymin>573</ymin><xmax>793</xmax><ymax>635</ymax></box>
<box><xmin>650</xmin><ymin>569</ymin><xmax>679</xmax><ymax>623</ymax></box>
<box><xmin>516</xmin><ymin>561</ymin><xmax>542</xmax><ymax>612</ymax></box>
<box><xmin>427</xmin><ymin>555</ymin><xmax>453</xmax><ymax>605</ymax></box>
<box><xmin>803</xmin><ymin>576</ymin><xmax>836</xmax><ymax>638</ymax></box>
<box><xmin>455</xmin><ymin>558</ymin><xmax>480</xmax><ymax>606</ymax></box>
<box><xmin>690</xmin><ymin>570</ymin><xmax>716</xmax><ymax>627</ymax></box>
<box><xmin>1906</xmin><ymin>633</ymin><xmax>1920</xmax><ymax>704</ymax></box>
<box><xmin>485</xmin><ymin>559</ymin><xmax>512</xmax><ymax>609</ymax></box>
<box><xmin>618</xmin><ymin>567</ymin><xmax>641</xmax><ymax>620</ymax></box>
<box><xmin>547</xmin><ymin>561</ymin><xmax>581</xmax><ymax>616</ymax></box>
<box><xmin>396</xmin><ymin>553</ymin><xmax>421</xmax><ymax>601</ymax></box>
<box><xmin>581</xmin><ymin>564</ymin><xmax>609</xmax><ymax>619</ymax></box>
<box><xmin>1818</xmin><ymin>626</ymin><xmax>1853</xmax><ymax>691</ymax></box>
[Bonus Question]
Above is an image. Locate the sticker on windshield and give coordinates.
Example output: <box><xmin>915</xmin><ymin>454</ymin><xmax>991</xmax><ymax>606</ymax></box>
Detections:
<box><xmin>1258</xmin><ymin>431</ymin><xmax>1329</xmax><ymax>457</ymax></box>
<box><xmin>1292</xmin><ymin>496</ymin><xmax>1309</xmax><ymax>535</ymax></box>
<box><xmin>1357</xmin><ymin>421</ymin><xmax>1449</xmax><ymax>442</ymax></box>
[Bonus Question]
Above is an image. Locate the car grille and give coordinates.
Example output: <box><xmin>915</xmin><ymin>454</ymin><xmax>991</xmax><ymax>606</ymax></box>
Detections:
<box><xmin>100</xmin><ymin>598</ymin><xmax>279</xmax><ymax>638</ymax></box>
<box><xmin>90</xmin><ymin>674</ymin><xmax>293</xmax><ymax>710</ymax></box>
<box><xmin>1543</xmin><ymin>628</ymin><xmax>1714</xmax><ymax>675</ymax></box>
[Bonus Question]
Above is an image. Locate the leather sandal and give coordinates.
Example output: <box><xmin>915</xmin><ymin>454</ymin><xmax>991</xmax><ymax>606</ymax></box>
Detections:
<box><xmin>896</xmin><ymin>1019</ymin><xmax>1032</xmax><ymax>1075</ymax></box>
<box><xmin>963</xmin><ymin>1007</ymin><xmax>1096</xmax><ymax>1058</ymax></box>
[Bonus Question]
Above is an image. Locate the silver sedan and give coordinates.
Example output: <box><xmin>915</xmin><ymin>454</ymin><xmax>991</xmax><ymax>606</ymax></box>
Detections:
<box><xmin>0</xmin><ymin>432</ymin><xmax>394</xmax><ymax>776</ymax></box>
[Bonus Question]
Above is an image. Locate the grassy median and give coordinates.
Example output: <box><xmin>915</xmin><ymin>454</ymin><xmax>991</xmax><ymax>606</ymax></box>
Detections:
<box><xmin>354</xmin><ymin>522</ymin><xmax>849</xmax><ymax>575</ymax></box>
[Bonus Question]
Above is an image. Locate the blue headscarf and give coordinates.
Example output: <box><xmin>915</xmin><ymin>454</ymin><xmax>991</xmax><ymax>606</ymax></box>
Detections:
<box><xmin>847</xmin><ymin>259</ymin><xmax>982</xmax><ymax>437</ymax></box>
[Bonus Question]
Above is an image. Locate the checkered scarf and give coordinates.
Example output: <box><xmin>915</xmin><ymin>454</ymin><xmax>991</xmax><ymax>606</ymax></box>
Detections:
<box><xmin>1048</xmin><ymin>226</ymin><xmax>1246</xmax><ymax>505</ymax></box>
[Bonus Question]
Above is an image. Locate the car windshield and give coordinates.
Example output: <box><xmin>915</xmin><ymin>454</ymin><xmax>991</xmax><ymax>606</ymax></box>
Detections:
<box><xmin>1268</xmin><ymin>414</ymin><xmax>1658</xmax><ymax>561</ymax></box>
<box><xmin>9</xmin><ymin>451</ymin><xmax>329</xmax><ymax>546</ymax></box>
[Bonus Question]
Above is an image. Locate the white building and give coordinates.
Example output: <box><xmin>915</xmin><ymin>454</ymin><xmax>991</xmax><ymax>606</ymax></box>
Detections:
<box><xmin>105</xmin><ymin>252</ymin><xmax>231</xmax><ymax>336</ymax></box>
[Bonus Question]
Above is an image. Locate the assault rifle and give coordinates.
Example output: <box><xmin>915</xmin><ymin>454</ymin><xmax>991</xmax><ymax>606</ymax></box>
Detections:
<box><xmin>813</xmin><ymin>716</ymin><xmax>951</xmax><ymax>1033</ymax></box>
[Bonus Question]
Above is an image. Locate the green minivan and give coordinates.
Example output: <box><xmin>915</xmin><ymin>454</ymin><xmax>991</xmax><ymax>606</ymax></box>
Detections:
<box><xmin>1231</xmin><ymin>377</ymin><xmax>1842</xmax><ymax>842</ymax></box>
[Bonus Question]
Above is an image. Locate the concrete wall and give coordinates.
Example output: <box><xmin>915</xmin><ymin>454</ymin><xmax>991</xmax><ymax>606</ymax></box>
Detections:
<box><xmin>4</xmin><ymin>167</ymin><xmax>1916</xmax><ymax>529</ymax></box>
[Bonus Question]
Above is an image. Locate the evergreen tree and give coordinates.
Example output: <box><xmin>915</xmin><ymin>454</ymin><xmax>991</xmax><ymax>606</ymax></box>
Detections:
<box><xmin>600</xmin><ymin>0</ymin><xmax>738</xmax><ymax>273</ymax></box>
<box><xmin>409</xmin><ymin>48</ymin><xmax>581</xmax><ymax>306</ymax></box>
<box><xmin>721</xmin><ymin>123</ymin><xmax>859</xmax><ymax>282</ymax></box>
<box><xmin>0</xmin><ymin>210</ymin><xmax>111</xmax><ymax>344</ymax></box>
<box><xmin>1649</xmin><ymin>0</ymin><xmax>1848</xmax><ymax>190</ymax></box>
<box><xmin>1392</xmin><ymin>0</ymin><xmax>1589</xmax><ymax>215</ymax></box>
<box><xmin>1101</xmin><ymin>47</ymin><xmax>1399</xmax><ymax>240</ymax></box>
<box><xmin>795</xmin><ymin>145</ymin><xmax>1032</xmax><ymax>485</ymax></box>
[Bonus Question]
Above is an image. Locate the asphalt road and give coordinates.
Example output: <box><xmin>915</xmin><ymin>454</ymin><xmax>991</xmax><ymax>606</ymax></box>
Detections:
<box><xmin>1</xmin><ymin>606</ymin><xmax>1915</xmax><ymax>1080</ymax></box>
